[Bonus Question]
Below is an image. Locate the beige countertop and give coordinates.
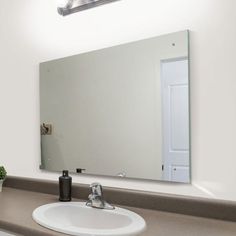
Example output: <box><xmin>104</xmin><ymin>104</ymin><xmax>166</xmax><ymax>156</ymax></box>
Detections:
<box><xmin>0</xmin><ymin>187</ymin><xmax>236</xmax><ymax>236</ymax></box>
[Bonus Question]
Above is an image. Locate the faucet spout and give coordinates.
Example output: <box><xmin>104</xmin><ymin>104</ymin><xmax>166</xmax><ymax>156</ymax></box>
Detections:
<box><xmin>86</xmin><ymin>183</ymin><xmax>115</xmax><ymax>210</ymax></box>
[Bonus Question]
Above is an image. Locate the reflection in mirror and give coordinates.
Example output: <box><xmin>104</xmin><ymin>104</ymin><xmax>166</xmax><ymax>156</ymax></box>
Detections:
<box><xmin>40</xmin><ymin>30</ymin><xmax>190</xmax><ymax>183</ymax></box>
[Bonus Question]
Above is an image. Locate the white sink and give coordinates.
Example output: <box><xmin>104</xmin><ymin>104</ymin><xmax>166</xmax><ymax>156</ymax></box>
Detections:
<box><xmin>32</xmin><ymin>202</ymin><xmax>146</xmax><ymax>236</ymax></box>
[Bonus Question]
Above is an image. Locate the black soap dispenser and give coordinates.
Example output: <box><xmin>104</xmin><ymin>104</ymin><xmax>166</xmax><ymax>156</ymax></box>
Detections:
<box><xmin>59</xmin><ymin>170</ymin><xmax>72</xmax><ymax>202</ymax></box>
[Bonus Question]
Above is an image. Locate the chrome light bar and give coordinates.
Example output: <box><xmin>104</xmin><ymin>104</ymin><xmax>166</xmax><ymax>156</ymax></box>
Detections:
<box><xmin>58</xmin><ymin>0</ymin><xmax>120</xmax><ymax>16</ymax></box>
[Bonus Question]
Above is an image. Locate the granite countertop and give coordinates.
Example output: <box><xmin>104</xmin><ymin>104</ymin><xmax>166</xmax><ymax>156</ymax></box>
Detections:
<box><xmin>0</xmin><ymin>187</ymin><xmax>236</xmax><ymax>236</ymax></box>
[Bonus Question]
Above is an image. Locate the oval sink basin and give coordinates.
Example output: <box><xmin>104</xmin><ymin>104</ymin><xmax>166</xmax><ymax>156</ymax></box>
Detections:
<box><xmin>32</xmin><ymin>202</ymin><xmax>146</xmax><ymax>236</ymax></box>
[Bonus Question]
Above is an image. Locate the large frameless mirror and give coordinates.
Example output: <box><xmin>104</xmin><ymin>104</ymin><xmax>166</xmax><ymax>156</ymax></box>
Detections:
<box><xmin>40</xmin><ymin>30</ymin><xmax>190</xmax><ymax>183</ymax></box>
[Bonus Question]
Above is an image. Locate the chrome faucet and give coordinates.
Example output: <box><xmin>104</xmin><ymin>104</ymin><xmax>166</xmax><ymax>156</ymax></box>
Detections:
<box><xmin>86</xmin><ymin>183</ymin><xmax>115</xmax><ymax>210</ymax></box>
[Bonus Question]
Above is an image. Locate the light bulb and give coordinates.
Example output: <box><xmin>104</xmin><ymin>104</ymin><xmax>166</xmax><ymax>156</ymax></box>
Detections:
<box><xmin>57</xmin><ymin>0</ymin><xmax>73</xmax><ymax>9</ymax></box>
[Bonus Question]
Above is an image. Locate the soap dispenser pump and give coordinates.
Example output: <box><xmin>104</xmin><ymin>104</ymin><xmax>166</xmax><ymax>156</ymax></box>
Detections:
<box><xmin>59</xmin><ymin>170</ymin><xmax>72</xmax><ymax>202</ymax></box>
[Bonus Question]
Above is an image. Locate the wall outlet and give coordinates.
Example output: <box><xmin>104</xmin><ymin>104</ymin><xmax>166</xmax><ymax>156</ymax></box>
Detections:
<box><xmin>41</xmin><ymin>123</ymin><xmax>52</xmax><ymax>135</ymax></box>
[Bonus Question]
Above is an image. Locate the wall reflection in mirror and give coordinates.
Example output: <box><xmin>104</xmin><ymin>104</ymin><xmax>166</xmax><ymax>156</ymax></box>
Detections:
<box><xmin>40</xmin><ymin>30</ymin><xmax>190</xmax><ymax>183</ymax></box>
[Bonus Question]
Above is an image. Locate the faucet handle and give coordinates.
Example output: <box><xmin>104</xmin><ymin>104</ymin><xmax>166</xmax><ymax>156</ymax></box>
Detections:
<box><xmin>87</xmin><ymin>183</ymin><xmax>115</xmax><ymax>210</ymax></box>
<box><xmin>90</xmin><ymin>182</ymin><xmax>103</xmax><ymax>196</ymax></box>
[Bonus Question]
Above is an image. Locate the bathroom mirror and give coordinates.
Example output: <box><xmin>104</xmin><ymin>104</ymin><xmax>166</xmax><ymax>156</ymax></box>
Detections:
<box><xmin>40</xmin><ymin>30</ymin><xmax>190</xmax><ymax>183</ymax></box>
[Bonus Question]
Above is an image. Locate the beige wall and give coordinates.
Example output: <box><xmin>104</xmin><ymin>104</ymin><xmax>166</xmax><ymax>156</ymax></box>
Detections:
<box><xmin>0</xmin><ymin>0</ymin><xmax>236</xmax><ymax>200</ymax></box>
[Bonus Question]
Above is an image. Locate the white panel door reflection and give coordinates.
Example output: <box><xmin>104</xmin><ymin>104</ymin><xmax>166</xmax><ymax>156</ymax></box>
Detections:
<box><xmin>161</xmin><ymin>58</ymin><xmax>190</xmax><ymax>183</ymax></box>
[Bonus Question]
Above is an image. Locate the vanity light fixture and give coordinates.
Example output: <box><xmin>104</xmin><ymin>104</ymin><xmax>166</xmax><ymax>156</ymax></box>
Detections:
<box><xmin>57</xmin><ymin>0</ymin><xmax>120</xmax><ymax>16</ymax></box>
